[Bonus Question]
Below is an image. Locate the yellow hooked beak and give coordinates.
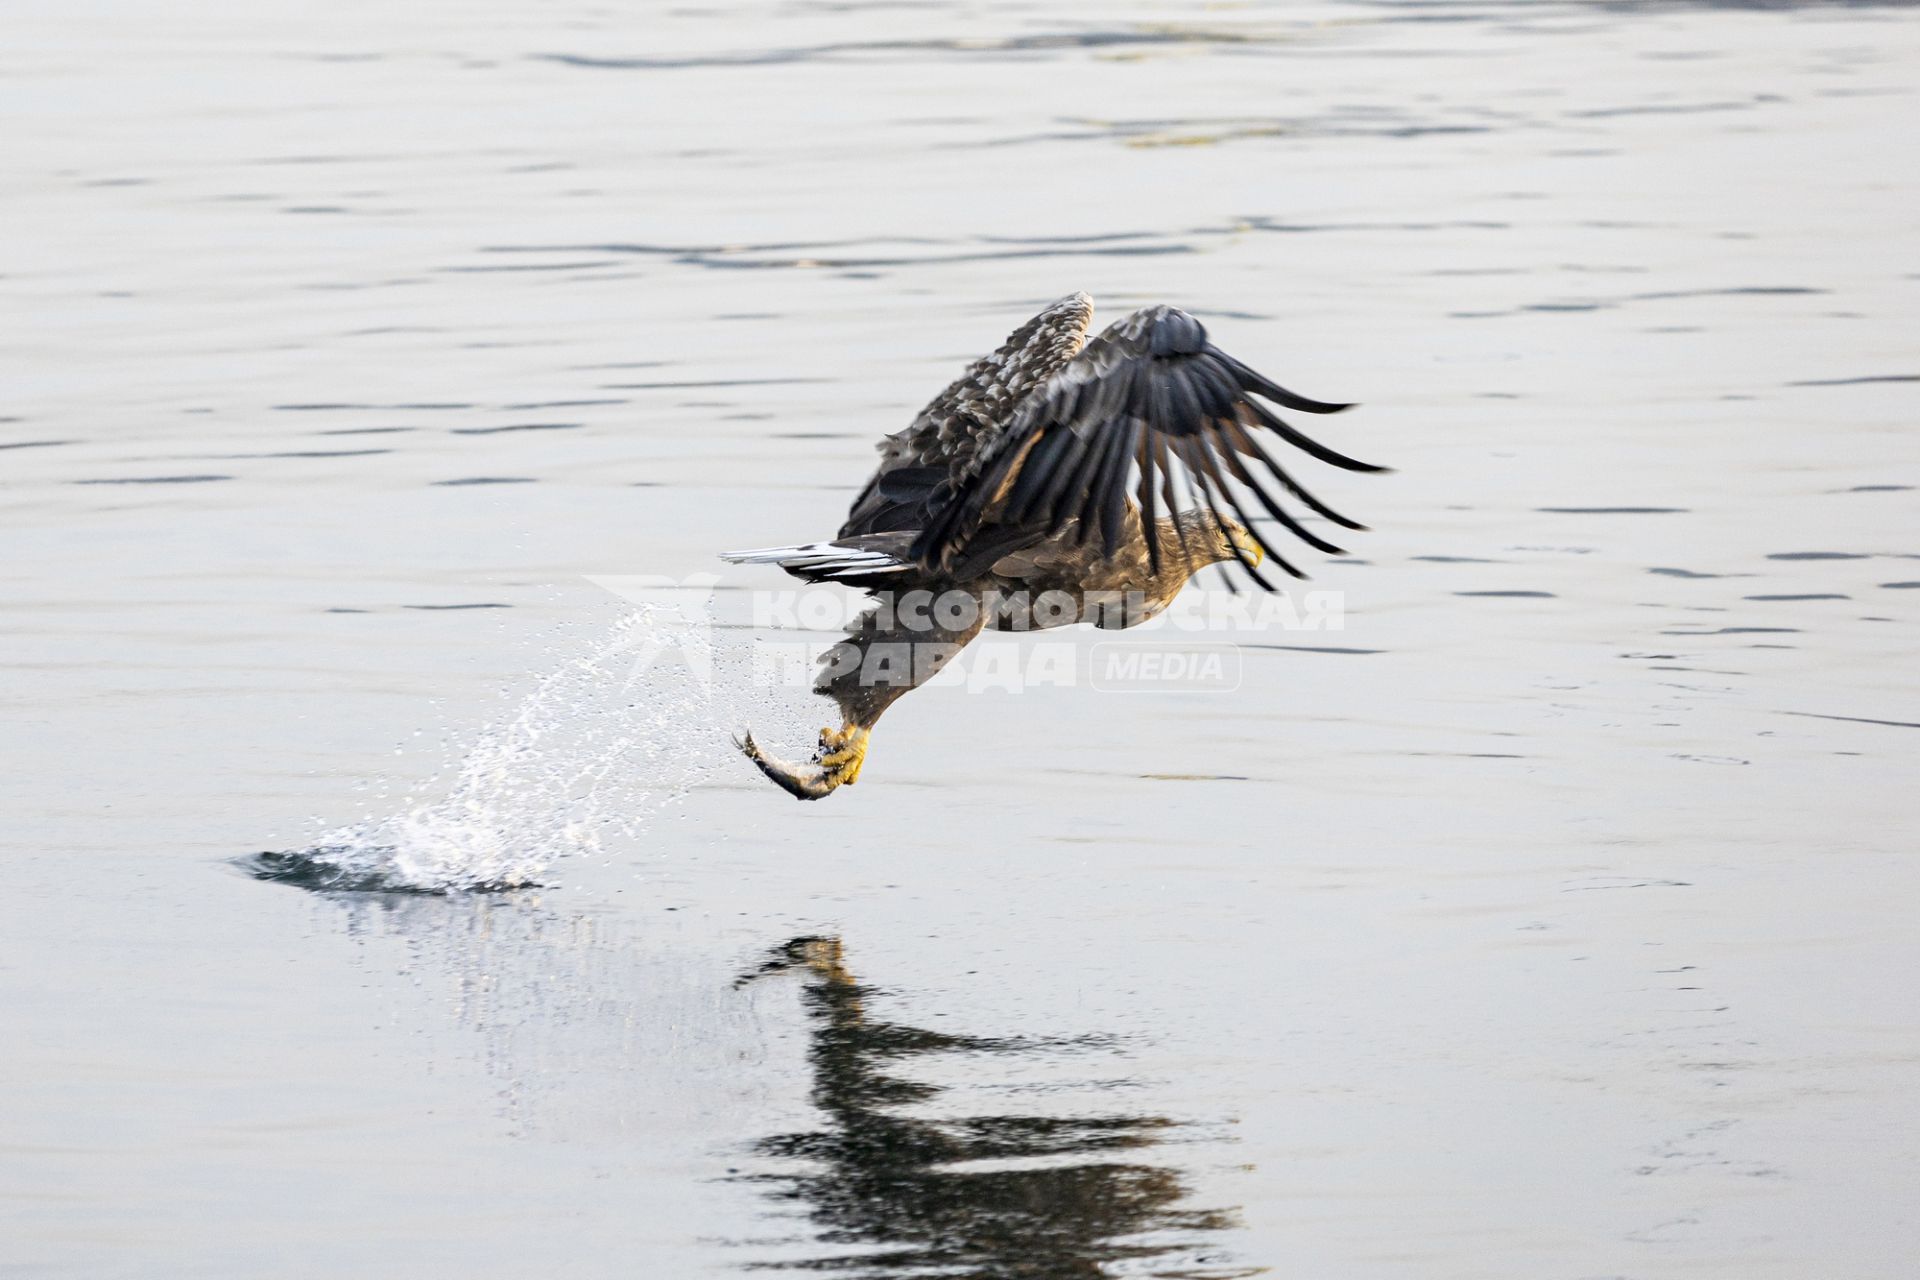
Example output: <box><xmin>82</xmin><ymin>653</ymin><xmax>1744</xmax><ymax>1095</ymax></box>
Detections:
<box><xmin>1226</xmin><ymin>525</ymin><xmax>1266</xmax><ymax>567</ymax></box>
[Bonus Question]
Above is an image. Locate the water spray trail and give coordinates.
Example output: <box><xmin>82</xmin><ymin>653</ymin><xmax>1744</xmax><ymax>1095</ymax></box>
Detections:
<box><xmin>253</xmin><ymin>608</ymin><xmax>759</xmax><ymax>893</ymax></box>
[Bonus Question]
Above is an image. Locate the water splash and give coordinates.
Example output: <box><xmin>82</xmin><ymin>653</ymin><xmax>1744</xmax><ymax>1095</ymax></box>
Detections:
<box><xmin>251</xmin><ymin>607</ymin><xmax>763</xmax><ymax>893</ymax></box>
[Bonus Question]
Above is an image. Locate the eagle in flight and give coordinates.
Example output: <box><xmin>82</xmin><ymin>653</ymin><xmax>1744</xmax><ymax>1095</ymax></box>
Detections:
<box><xmin>723</xmin><ymin>293</ymin><xmax>1382</xmax><ymax>799</ymax></box>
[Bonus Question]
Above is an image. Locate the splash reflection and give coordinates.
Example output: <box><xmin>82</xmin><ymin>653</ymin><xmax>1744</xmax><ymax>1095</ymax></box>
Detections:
<box><xmin>735</xmin><ymin>938</ymin><xmax>1249</xmax><ymax>1279</ymax></box>
<box><xmin>291</xmin><ymin>888</ymin><xmax>765</xmax><ymax>1146</ymax></box>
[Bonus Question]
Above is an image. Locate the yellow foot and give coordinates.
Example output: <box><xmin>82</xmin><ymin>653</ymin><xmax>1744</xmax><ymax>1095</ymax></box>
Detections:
<box><xmin>816</xmin><ymin>726</ymin><xmax>870</xmax><ymax>785</ymax></box>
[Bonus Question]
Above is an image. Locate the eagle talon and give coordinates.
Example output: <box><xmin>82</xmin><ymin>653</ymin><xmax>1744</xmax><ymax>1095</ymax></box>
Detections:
<box><xmin>818</xmin><ymin>727</ymin><xmax>870</xmax><ymax>780</ymax></box>
<box><xmin>840</xmin><ymin>747</ymin><xmax>867</xmax><ymax>785</ymax></box>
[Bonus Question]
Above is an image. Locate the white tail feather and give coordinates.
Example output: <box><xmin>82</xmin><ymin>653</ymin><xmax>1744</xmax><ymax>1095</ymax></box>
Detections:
<box><xmin>721</xmin><ymin>540</ymin><xmax>914</xmax><ymax>578</ymax></box>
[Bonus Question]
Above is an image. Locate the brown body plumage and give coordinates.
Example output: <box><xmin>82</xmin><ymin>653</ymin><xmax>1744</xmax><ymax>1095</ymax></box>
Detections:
<box><xmin>724</xmin><ymin>293</ymin><xmax>1381</xmax><ymax>799</ymax></box>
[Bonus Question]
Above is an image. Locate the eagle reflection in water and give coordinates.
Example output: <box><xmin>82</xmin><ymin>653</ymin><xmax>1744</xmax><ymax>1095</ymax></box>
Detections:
<box><xmin>733</xmin><ymin>937</ymin><xmax>1250</xmax><ymax>1278</ymax></box>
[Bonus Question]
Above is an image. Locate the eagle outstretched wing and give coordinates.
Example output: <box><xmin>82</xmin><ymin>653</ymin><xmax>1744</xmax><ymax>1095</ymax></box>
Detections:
<box><xmin>909</xmin><ymin>305</ymin><xmax>1383</xmax><ymax>585</ymax></box>
<box><xmin>838</xmin><ymin>293</ymin><xmax>1095</xmax><ymax>539</ymax></box>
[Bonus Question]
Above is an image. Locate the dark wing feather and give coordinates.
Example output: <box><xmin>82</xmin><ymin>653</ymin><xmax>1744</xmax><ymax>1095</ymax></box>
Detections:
<box><xmin>839</xmin><ymin>293</ymin><xmax>1094</xmax><ymax>539</ymax></box>
<box><xmin>909</xmin><ymin>305</ymin><xmax>1383</xmax><ymax>583</ymax></box>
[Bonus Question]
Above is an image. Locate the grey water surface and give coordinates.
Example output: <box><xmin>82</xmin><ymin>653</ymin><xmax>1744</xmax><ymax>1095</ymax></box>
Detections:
<box><xmin>4</xmin><ymin>1</ymin><xmax>1918</xmax><ymax>1276</ymax></box>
